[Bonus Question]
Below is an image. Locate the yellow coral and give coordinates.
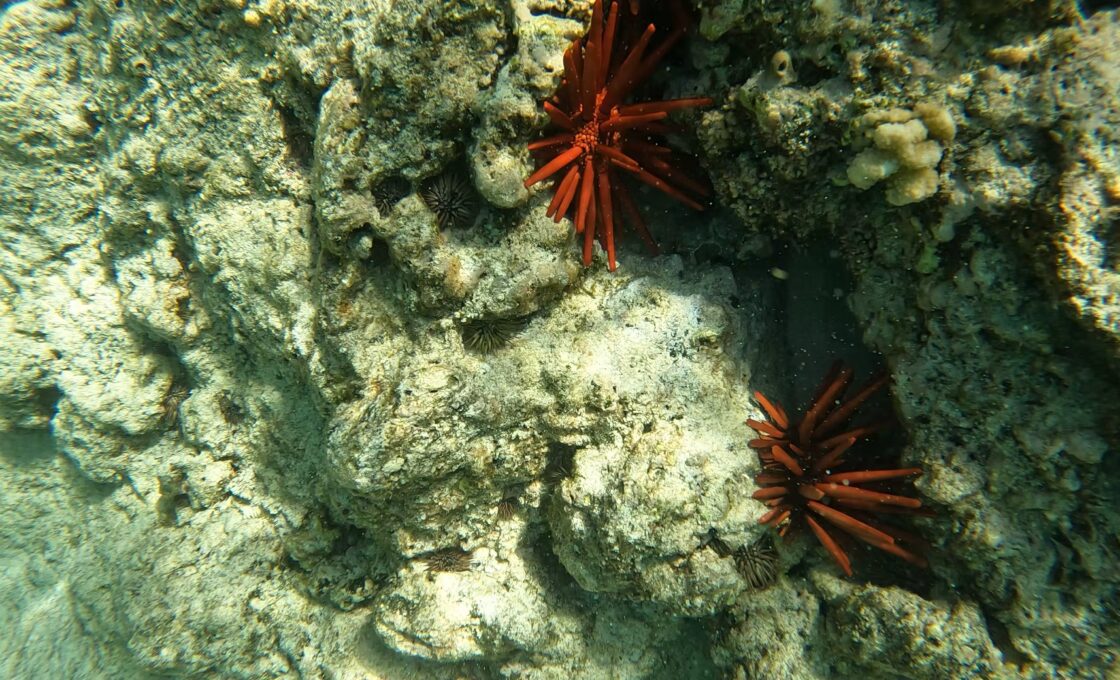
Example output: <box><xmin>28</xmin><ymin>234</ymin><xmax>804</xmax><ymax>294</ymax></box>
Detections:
<box><xmin>846</xmin><ymin>105</ymin><xmax>954</xmax><ymax>206</ymax></box>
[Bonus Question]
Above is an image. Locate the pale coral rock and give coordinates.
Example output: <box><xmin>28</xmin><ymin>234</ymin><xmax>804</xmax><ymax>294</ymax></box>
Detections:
<box><xmin>914</xmin><ymin>101</ymin><xmax>957</xmax><ymax>142</ymax></box>
<box><xmin>847</xmin><ymin>112</ymin><xmax>946</xmax><ymax>205</ymax></box>
<box><xmin>847</xmin><ymin>148</ymin><xmax>902</xmax><ymax>190</ymax></box>
<box><xmin>4</xmin><ymin>0</ymin><xmax>1120</xmax><ymax>678</ymax></box>
<box><xmin>885</xmin><ymin>167</ymin><xmax>940</xmax><ymax>206</ymax></box>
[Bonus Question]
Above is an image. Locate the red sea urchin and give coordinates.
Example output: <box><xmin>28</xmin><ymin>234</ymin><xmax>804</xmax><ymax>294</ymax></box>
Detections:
<box><xmin>747</xmin><ymin>361</ymin><xmax>932</xmax><ymax>576</ymax></box>
<box><xmin>524</xmin><ymin>0</ymin><xmax>711</xmax><ymax>271</ymax></box>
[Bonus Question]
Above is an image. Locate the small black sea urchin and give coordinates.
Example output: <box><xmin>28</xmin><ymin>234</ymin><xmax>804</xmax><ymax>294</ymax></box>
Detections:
<box><xmin>496</xmin><ymin>495</ymin><xmax>520</xmax><ymax>521</ymax></box>
<box><xmin>160</xmin><ymin>381</ymin><xmax>190</xmax><ymax>429</ymax></box>
<box><xmin>421</xmin><ymin>173</ymin><xmax>476</xmax><ymax>228</ymax></box>
<box><xmin>734</xmin><ymin>538</ymin><xmax>779</xmax><ymax>589</ymax></box>
<box><xmin>462</xmin><ymin>317</ymin><xmax>525</xmax><ymax>353</ymax></box>
<box><xmin>372</xmin><ymin>176</ymin><xmax>410</xmax><ymax>216</ymax></box>
<box><xmin>422</xmin><ymin>547</ymin><xmax>473</xmax><ymax>573</ymax></box>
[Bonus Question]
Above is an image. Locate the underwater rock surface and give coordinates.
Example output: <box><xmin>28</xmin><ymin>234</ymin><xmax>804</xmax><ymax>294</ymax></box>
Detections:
<box><xmin>1</xmin><ymin>1</ymin><xmax>1118</xmax><ymax>679</ymax></box>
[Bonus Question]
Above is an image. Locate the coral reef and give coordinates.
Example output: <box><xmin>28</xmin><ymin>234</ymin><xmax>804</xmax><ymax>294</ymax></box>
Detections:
<box><xmin>1</xmin><ymin>0</ymin><xmax>1118</xmax><ymax>678</ymax></box>
<box><xmin>697</xmin><ymin>2</ymin><xmax>1120</xmax><ymax>677</ymax></box>
<box><xmin>712</xmin><ymin>574</ymin><xmax>1005</xmax><ymax>680</ymax></box>
<box><xmin>846</xmin><ymin>105</ymin><xmax>954</xmax><ymax>206</ymax></box>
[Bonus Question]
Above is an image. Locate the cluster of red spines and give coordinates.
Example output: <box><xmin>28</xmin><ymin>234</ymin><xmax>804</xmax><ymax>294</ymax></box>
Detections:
<box><xmin>523</xmin><ymin>0</ymin><xmax>711</xmax><ymax>271</ymax></box>
<box><xmin>747</xmin><ymin>362</ymin><xmax>931</xmax><ymax>576</ymax></box>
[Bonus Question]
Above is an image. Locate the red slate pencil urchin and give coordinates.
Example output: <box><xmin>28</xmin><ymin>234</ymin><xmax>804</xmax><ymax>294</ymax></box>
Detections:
<box><xmin>523</xmin><ymin>0</ymin><xmax>711</xmax><ymax>271</ymax></box>
<box><xmin>746</xmin><ymin>361</ymin><xmax>932</xmax><ymax>576</ymax></box>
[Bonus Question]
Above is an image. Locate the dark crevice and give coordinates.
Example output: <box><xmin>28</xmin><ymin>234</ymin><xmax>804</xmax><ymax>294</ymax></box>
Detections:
<box><xmin>982</xmin><ymin>608</ymin><xmax>1031</xmax><ymax>667</ymax></box>
<box><xmin>528</xmin><ymin>7</ymin><xmax>578</xmax><ymax>22</ymax></box>
<box><xmin>281</xmin><ymin>510</ymin><xmax>399</xmax><ymax>611</ymax></box>
<box><xmin>1101</xmin><ymin>213</ymin><xmax>1119</xmax><ymax>271</ymax></box>
<box><xmin>1079</xmin><ymin>0</ymin><xmax>1120</xmax><ymax>14</ymax></box>
<box><xmin>276</xmin><ymin>102</ymin><xmax>315</xmax><ymax>170</ymax></box>
<box><xmin>543</xmin><ymin>442</ymin><xmax>577</xmax><ymax>485</ymax></box>
<box><xmin>34</xmin><ymin>385</ymin><xmax>63</xmax><ymax>421</ymax></box>
<box><xmin>524</xmin><ymin>523</ymin><xmax>582</xmax><ymax>596</ymax></box>
<box><xmin>156</xmin><ymin>470</ymin><xmax>191</xmax><ymax>526</ymax></box>
<box><xmin>792</xmin><ymin>47</ymin><xmax>842</xmax><ymax>88</ymax></box>
<box><xmin>368</xmin><ymin>233</ymin><xmax>392</xmax><ymax>267</ymax></box>
<box><xmin>780</xmin><ymin>240</ymin><xmax>882</xmax><ymax>397</ymax></box>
